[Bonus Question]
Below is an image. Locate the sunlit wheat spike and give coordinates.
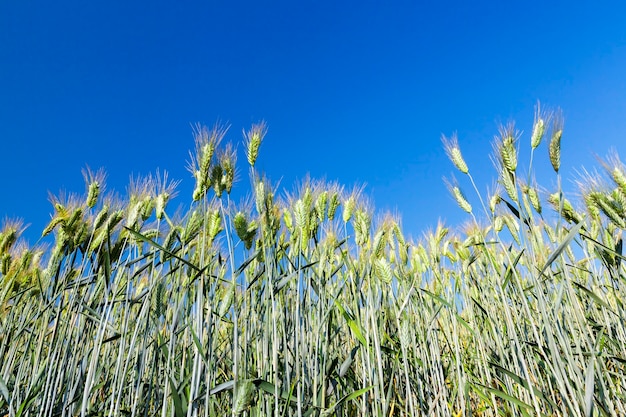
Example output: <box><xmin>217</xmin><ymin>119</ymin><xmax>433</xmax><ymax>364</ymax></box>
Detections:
<box><xmin>219</xmin><ymin>143</ymin><xmax>237</xmax><ymax>195</ymax></box>
<box><xmin>0</xmin><ymin>252</ymin><xmax>11</xmax><ymax>275</ymax></box>
<box><xmin>498</xmin><ymin>122</ymin><xmax>518</xmax><ymax>174</ymax></box>
<box><xmin>527</xmin><ymin>185</ymin><xmax>541</xmax><ymax>214</ymax></box>
<box><xmin>328</xmin><ymin>191</ymin><xmax>340</xmax><ymax>221</ymax></box>
<box><xmin>353</xmin><ymin>208</ymin><xmax>371</xmax><ymax>248</ymax></box>
<box><xmin>500</xmin><ymin>169</ymin><xmax>518</xmax><ymax>203</ymax></box>
<box><xmin>189</xmin><ymin>122</ymin><xmax>228</xmax><ymax>200</ymax></box>
<box><xmin>343</xmin><ymin>195</ymin><xmax>356</xmax><ymax>223</ymax></box>
<box><xmin>92</xmin><ymin>205</ymin><xmax>109</xmax><ymax>230</ymax></box>
<box><xmin>601</xmin><ymin>151</ymin><xmax>626</xmax><ymax>200</ymax></box>
<box><xmin>372</xmin><ymin>227</ymin><xmax>388</xmax><ymax>259</ymax></box>
<box><xmin>442</xmin><ymin>133</ymin><xmax>469</xmax><ymax>174</ymax></box>
<box><xmin>294</xmin><ymin>199</ymin><xmax>308</xmax><ymax>231</ymax></box>
<box><xmin>211</xmin><ymin>163</ymin><xmax>226</xmax><ymax>197</ymax></box>
<box><xmin>140</xmin><ymin>196</ymin><xmax>154</xmax><ymax>220</ymax></box>
<box><xmin>244</xmin><ymin>121</ymin><xmax>267</xmax><ymax>167</ymax></box>
<box><xmin>207</xmin><ymin>208</ymin><xmax>223</xmax><ymax>241</ymax></box>
<box><xmin>141</xmin><ymin>228</ymin><xmax>159</xmax><ymax>241</ymax></box>
<box><xmin>153</xmin><ymin>279</ymin><xmax>165</xmax><ymax>319</ymax></box>
<box><xmin>392</xmin><ymin>222</ymin><xmax>409</xmax><ymax>264</ymax></box>
<box><xmin>549</xmin><ymin>111</ymin><xmax>564</xmax><ymax>173</ymax></box>
<box><xmin>234</xmin><ymin>211</ymin><xmax>249</xmax><ymax>242</ymax></box>
<box><xmin>444</xmin><ymin>177</ymin><xmax>472</xmax><ymax>214</ymax></box>
<box><xmin>531</xmin><ymin>101</ymin><xmax>550</xmax><ymax>149</ymax></box>
<box><xmin>244</xmin><ymin>222</ymin><xmax>258</xmax><ymax>251</ymax></box>
<box><xmin>42</xmin><ymin>216</ymin><xmax>64</xmax><ymax>237</ymax></box>
<box><xmin>283</xmin><ymin>208</ymin><xmax>294</xmax><ymax>232</ymax></box>
<box><xmin>341</xmin><ymin>184</ymin><xmax>365</xmax><ymax>224</ymax></box>
<box><xmin>254</xmin><ymin>180</ymin><xmax>266</xmax><ymax>215</ymax></box>
<box><xmin>86</xmin><ymin>181</ymin><xmax>100</xmax><ymax>209</ymax></box>
<box><xmin>548</xmin><ymin>192</ymin><xmax>582</xmax><ymax>224</ymax></box>
<box><xmin>610</xmin><ymin>192</ymin><xmax>626</xmax><ymax>227</ymax></box>
<box><xmin>590</xmin><ymin>191</ymin><xmax>626</xmax><ymax>228</ymax></box>
<box><xmin>583</xmin><ymin>192</ymin><xmax>601</xmax><ymax>220</ymax></box>
<box><xmin>455</xmin><ymin>189</ymin><xmax>473</xmax><ymax>214</ymax></box>
<box><xmin>182</xmin><ymin>209</ymin><xmax>203</xmax><ymax>243</ymax></box>
<box><xmin>374</xmin><ymin>257</ymin><xmax>393</xmax><ymax>283</ymax></box>
<box><xmin>521</xmin><ymin>181</ymin><xmax>542</xmax><ymax>214</ymax></box>
<box><xmin>126</xmin><ymin>201</ymin><xmax>142</xmax><ymax>229</ymax></box>
<box><xmin>73</xmin><ymin>220</ymin><xmax>89</xmax><ymax>248</ymax></box>
<box><xmin>0</xmin><ymin>219</ymin><xmax>25</xmax><ymax>255</ymax></box>
<box><xmin>91</xmin><ymin>208</ymin><xmax>123</xmax><ymax>253</ymax></box>
<box><xmin>502</xmin><ymin>214</ymin><xmax>521</xmax><ymax>244</ymax></box>
<box><xmin>531</xmin><ymin>117</ymin><xmax>545</xmax><ymax>149</ymax></box>
<box><xmin>154</xmin><ymin>169</ymin><xmax>179</xmax><ymax>220</ymax></box>
<box><xmin>494</xmin><ymin>214</ymin><xmax>504</xmax><ymax>232</ymax></box>
<box><xmin>154</xmin><ymin>193</ymin><xmax>168</xmax><ymax>221</ymax></box>
<box><xmin>315</xmin><ymin>190</ymin><xmax>328</xmax><ymax>222</ymax></box>
<box><xmin>489</xmin><ymin>189</ymin><xmax>502</xmax><ymax>214</ymax></box>
<box><xmin>82</xmin><ymin>167</ymin><xmax>106</xmax><ymax>209</ymax></box>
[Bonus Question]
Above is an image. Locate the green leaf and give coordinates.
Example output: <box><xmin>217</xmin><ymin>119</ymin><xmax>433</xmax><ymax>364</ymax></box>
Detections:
<box><xmin>0</xmin><ymin>374</ymin><xmax>9</xmax><ymax>405</ymax></box>
<box><xmin>502</xmin><ymin>247</ymin><xmax>524</xmax><ymax>289</ymax></box>
<box><xmin>273</xmin><ymin>261</ymin><xmax>319</xmax><ymax>294</ymax></box>
<box><xmin>124</xmin><ymin>226</ymin><xmax>201</xmax><ymax>273</ymax></box>
<box><xmin>339</xmin><ymin>346</ymin><xmax>360</xmax><ymax>377</ymax></box>
<box><xmin>474</xmin><ymin>382</ymin><xmax>533</xmax><ymax>415</ymax></box>
<box><xmin>16</xmin><ymin>365</ymin><xmax>46</xmax><ymax>417</ymax></box>
<box><xmin>189</xmin><ymin>327</ymin><xmax>209</xmax><ymax>366</ymax></box>
<box><xmin>168</xmin><ymin>375</ymin><xmax>186</xmax><ymax>417</ymax></box>
<box><xmin>421</xmin><ymin>288</ymin><xmax>477</xmax><ymax>338</ymax></box>
<box><xmin>334</xmin><ymin>300</ymin><xmax>367</xmax><ymax>347</ymax></box>
<box><xmin>322</xmin><ymin>385</ymin><xmax>373</xmax><ymax>416</ymax></box>
<box><xmin>209</xmin><ymin>380</ymin><xmax>235</xmax><ymax>395</ymax></box>
<box><xmin>572</xmin><ymin>281</ymin><xmax>615</xmax><ymax>314</ymax></box>
<box><xmin>280</xmin><ymin>380</ymin><xmax>298</xmax><ymax>417</ymax></box>
<box><xmin>235</xmin><ymin>249</ymin><xmax>261</xmax><ymax>276</ymax></box>
<box><xmin>539</xmin><ymin>220</ymin><xmax>584</xmax><ymax>278</ymax></box>
<box><xmin>584</xmin><ymin>355</ymin><xmax>595</xmax><ymax>417</ymax></box>
<box><xmin>489</xmin><ymin>362</ymin><xmax>557</xmax><ymax>411</ymax></box>
<box><xmin>253</xmin><ymin>379</ymin><xmax>297</xmax><ymax>404</ymax></box>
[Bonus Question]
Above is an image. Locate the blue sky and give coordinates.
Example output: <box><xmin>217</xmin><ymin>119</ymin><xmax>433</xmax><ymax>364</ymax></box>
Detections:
<box><xmin>1</xmin><ymin>1</ymin><xmax>626</xmax><ymax>244</ymax></box>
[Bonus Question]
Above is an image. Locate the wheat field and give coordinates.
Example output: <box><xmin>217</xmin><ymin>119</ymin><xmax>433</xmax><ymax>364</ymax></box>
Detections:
<box><xmin>1</xmin><ymin>108</ymin><xmax>625</xmax><ymax>416</ymax></box>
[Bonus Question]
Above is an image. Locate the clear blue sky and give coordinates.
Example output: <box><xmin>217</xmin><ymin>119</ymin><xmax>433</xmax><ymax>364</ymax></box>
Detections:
<box><xmin>1</xmin><ymin>1</ymin><xmax>626</xmax><ymax>244</ymax></box>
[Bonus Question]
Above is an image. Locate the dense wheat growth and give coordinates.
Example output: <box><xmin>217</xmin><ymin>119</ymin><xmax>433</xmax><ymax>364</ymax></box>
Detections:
<box><xmin>1</xmin><ymin>108</ymin><xmax>625</xmax><ymax>416</ymax></box>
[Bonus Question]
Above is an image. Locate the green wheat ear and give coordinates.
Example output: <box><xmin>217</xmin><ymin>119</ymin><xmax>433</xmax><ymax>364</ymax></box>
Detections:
<box><xmin>444</xmin><ymin>177</ymin><xmax>472</xmax><ymax>214</ymax></box>
<box><xmin>219</xmin><ymin>143</ymin><xmax>237</xmax><ymax>195</ymax></box>
<box><xmin>244</xmin><ymin>121</ymin><xmax>267</xmax><ymax>167</ymax></box>
<box><xmin>531</xmin><ymin>102</ymin><xmax>550</xmax><ymax>149</ymax></box>
<box><xmin>86</xmin><ymin>181</ymin><xmax>100</xmax><ymax>208</ymax></box>
<box><xmin>549</xmin><ymin>111</ymin><xmax>564</xmax><ymax>173</ymax></box>
<box><xmin>327</xmin><ymin>191</ymin><xmax>340</xmax><ymax>220</ymax></box>
<box><xmin>0</xmin><ymin>219</ymin><xmax>24</xmax><ymax>254</ymax></box>
<box><xmin>442</xmin><ymin>133</ymin><xmax>469</xmax><ymax>174</ymax></box>
<box><xmin>207</xmin><ymin>208</ymin><xmax>223</xmax><ymax>243</ymax></box>
<box><xmin>189</xmin><ymin>122</ymin><xmax>228</xmax><ymax>200</ymax></box>
<box><xmin>527</xmin><ymin>185</ymin><xmax>542</xmax><ymax>214</ymax></box>
<box><xmin>343</xmin><ymin>195</ymin><xmax>356</xmax><ymax>223</ymax></box>
<box><xmin>498</xmin><ymin>123</ymin><xmax>518</xmax><ymax>174</ymax></box>
<box><xmin>549</xmin><ymin>192</ymin><xmax>582</xmax><ymax>224</ymax></box>
<box><xmin>500</xmin><ymin>170</ymin><xmax>518</xmax><ymax>203</ymax></box>
<box><xmin>601</xmin><ymin>151</ymin><xmax>626</xmax><ymax>199</ymax></box>
<box><xmin>83</xmin><ymin>168</ymin><xmax>106</xmax><ymax>209</ymax></box>
<box><xmin>589</xmin><ymin>191</ymin><xmax>626</xmax><ymax>228</ymax></box>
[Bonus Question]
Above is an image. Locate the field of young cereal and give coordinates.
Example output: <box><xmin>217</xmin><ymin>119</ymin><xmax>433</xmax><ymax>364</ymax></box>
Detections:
<box><xmin>1</xmin><ymin>108</ymin><xmax>625</xmax><ymax>416</ymax></box>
